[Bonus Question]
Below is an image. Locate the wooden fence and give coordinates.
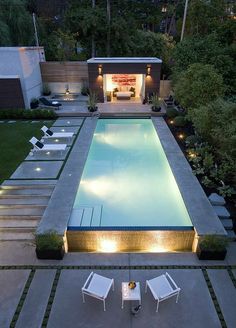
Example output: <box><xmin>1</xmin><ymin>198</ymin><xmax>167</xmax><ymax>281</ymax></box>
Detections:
<box><xmin>40</xmin><ymin>62</ymin><xmax>88</xmax><ymax>83</ymax></box>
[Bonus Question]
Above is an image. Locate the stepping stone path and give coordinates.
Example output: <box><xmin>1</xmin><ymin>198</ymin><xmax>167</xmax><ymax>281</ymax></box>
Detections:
<box><xmin>213</xmin><ymin>206</ymin><xmax>230</xmax><ymax>219</ymax></box>
<box><xmin>209</xmin><ymin>193</ymin><xmax>225</xmax><ymax>206</ymax></box>
<box><xmin>8</xmin><ymin>120</ymin><xmax>16</xmax><ymax>123</ymax></box>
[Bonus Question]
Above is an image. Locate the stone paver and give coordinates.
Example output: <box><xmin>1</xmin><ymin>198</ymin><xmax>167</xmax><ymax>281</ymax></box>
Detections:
<box><xmin>25</xmin><ymin>148</ymin><xmax>70</xmax><ymax>161</ymax></box>
<box><xmin>131</xmin><ymin>269</ymin><xmax>220</xmax><ymax>328</ymax></box>
<box><xmin>51</xmin><ymin>126</ymin><xmax>81</xmax><ymax>134</ymax></box>
<box><xmin>42</xmin><ymin>136</ymin><xmax>75</xmax><ymax>146</ymax></box>
<box><xmin>0</xmin><ymin>270</ymin><xmax>30</xmax><ymax>328</ymax></box>
<box><xmin>213</xmin><ymin>206</ymin><xmax>230</xmax><ymax>219</ymax></box>
<box><xmin>11</xmin><ymin>161</ymin><xmax>64</xmax><ymax>179</ymax></box>
<box><xmin>46</xmin><ymin>269</ymin><xmax>220</xmax><ymax>328</ymax></box>
<box><xmin>209</xmin><ymin>193</ymin><xmax>225</xmax><ymax>206</ymax></box>
<box><xmin>52</xmin><ymin>118</ymin><xmax>83</xmax><ymax>127</ymax></box>
<box><xmin>207</xmin><ymin>269</ymin><xmax>236</xmax><ymax>328</ymax></box>
<box><xmin>47</xmin><ymin>269</ymin><xmax>129</xmax><ymax>328</ymax></box>
<box><xmin>16</xmin><ymin>270</ymin><xmax>56</xmax><ymax>328</ymax></box>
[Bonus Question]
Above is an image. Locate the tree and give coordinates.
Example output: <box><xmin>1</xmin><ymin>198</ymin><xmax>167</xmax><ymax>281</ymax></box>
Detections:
<box><xmin>174</xmin><ymin>63</ymin><xmax>225</xmax><ymax>109</ymax></box>
<box><xmin>0</xmin><ymin>0</ymin><xmax>34</xmax><ymax>46</ymax></box>
<box><xmin>172</xmin><ymin>35</ymin><xmax>236</xmax><ymax>94</ymax></box>
<box><xmin>190</xmin><ymin>98</ymin><xmax>236</xmax><ymax>167</ymax></box>
<box><xmin>0</xmin><ymin>19</ymin><xmax>11</xmax><ymax>46</ymax></box>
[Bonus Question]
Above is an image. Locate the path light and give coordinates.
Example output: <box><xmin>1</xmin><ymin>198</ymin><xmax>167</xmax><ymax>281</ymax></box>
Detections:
<box><xmin>46</xmin><ymin>151</ymin><xmax>50</xmax><ymax>155</ymax></box>
<box><xmin>55</xmin><ymin>139</ymin><xmax>59</xmax><ymax>142</ymax></box>
<box><xmin>35</xmin><ymin>167</ymin><xmax>41</xmax><ymax>172</ymax></box>
<box><xmin>67</xmin><ymin>121</ymin><xmax>70</xmax><ymax>124</ymax></box>
<box><xmin>178</xmin><ymin>133</ymin><xmax>185</xmax><ymax>140</ymax></box>
<box><xmin>169</xmin><ymin>120</ymin><xmax>174</xmax><ymax>125</ymax></box>
<box><xmin>61</xmin><ymin>129</ymin><xmax>65</xmax><ymax>132</ymax></box>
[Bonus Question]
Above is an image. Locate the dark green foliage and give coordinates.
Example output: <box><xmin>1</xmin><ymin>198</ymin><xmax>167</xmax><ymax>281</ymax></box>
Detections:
<box><xmin>0</xmin><ymin>0</ymin><xmax>34</xmax><ymax>46</ymax></box>
<box><xmin>185</xmin><ymin>135</ymin><xmax>202</xmax><ymax>147</ymax></box>
<box><xmin>35</xmin><ymin>231</ymin><xmax>64</xmax><ymax>251</ymax></box>
<box><xmin>190</xmin><ymin>99</ymin><xmax>236</xmax><ymax>165</ymax></box>
<box><xmin>166</xmin><ymin>107</ymin><xmax>178</xmax><ymax>118</ymax></box>
<box><xmin>0</xmin><ymin>109</ymin><xmax>56</xmax><ymax>119</ymax></box>
<box><xmin>199</xmin><ymin>235</ymin><xmax>229</xmax><ymax>252</ymax></box>
<box><xmin>174</xmin><ymin>64</ymin><xmax>225</xmax><ymax>109</ymax></box>
<box><xmin>173</xmin><ymin>116</ymin><xmax>186</xmax><ymax>127</ymax></box>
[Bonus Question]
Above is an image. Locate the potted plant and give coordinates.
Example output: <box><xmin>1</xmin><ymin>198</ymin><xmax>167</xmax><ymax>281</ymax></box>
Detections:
<box><xmin>30</xmin><ymin>98</ymin><xmax>39</xmax><ymax>109</ymax></box>
<box><xmin>106</xmin><ymin>91</ymin><xmax>111</xmax><ymax>102</ymax></box>
<box><xmin>196</xmin><ymin>235</ymin><xmax>228</xmax><ymax>260</ymax></box>
<box><xmin>81</xmin><ymin>85</ymin><xmax>90</xmax><ymax>96</ymax></box>
<box><xmin>129</xmin><ymin>87</ymin><xmax>135</xmax><ymax>97</ymax></box>
<box><xmin>87</xmin><ymin>92</ymin><xmax>98</xmax><ymax>112</ymax></box>
<box><xmin>42</xmin><ymin>83</ymin><xmax>51</xmax><ymax>96</ymax></box>
<box><xmin>35</xmin><ymin>231</ymin><xmax>65</xmax><ymax>260</ymax></box>
<box><xmin>150</xmin><ymin>94</ymin><xmax>162</xmax><ymax>112</ymax></box>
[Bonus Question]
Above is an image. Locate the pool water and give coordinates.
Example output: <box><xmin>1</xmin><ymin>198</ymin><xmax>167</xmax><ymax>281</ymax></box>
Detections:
<box><xmin>68</xmin><ymin>119</ymin><xmax>192</xmax><ymax>229</ymax></box>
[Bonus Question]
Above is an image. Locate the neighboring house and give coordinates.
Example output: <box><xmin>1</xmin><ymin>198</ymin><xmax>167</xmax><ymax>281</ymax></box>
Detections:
<box><xmin>0</xmin><ymin>47</ymin><xmax>45</xmax><ymax>109</ymax></box>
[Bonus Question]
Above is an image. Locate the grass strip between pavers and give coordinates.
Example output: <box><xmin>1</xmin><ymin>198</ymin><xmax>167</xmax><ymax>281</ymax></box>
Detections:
<box><xmin>0</xmin><ymin>265</ymin><xmax>235</xmax><ymax>270</ymax></box>
<box><xmin>10</xmin><ymin>269</ymin><xmax>35</xmax><ymax>328</ymax></box>
<box><xmin>41</xmin><ymin>269</ymin><xmax>61</xmax><ymax>327</ymax></box>
<box><xmin>202</xmin><ymin>268</ymin><xmax>227</xmax><ymax>328</ymax></box>
<box><xmin>227</xmin><ymin>268</ymin><xmax>236</xmax><ymax>289</ymax></box>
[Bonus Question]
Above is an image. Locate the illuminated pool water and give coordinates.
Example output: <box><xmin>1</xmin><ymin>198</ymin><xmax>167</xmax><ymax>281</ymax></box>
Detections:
<box><xmin>68</xmin><ymin>118</ymin><xmax>192</xmax><ymax>229</ymax></box>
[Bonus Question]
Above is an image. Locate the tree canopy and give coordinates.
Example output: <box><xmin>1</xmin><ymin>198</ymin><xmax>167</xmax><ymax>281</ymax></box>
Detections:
<box><xmin>174</xmin><ymin>63</ymin><xmax>225</xmax><ymax>109</ymax></box>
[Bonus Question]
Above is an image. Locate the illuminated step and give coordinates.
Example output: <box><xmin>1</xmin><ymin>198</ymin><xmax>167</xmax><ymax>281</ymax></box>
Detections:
<box><xmin>91</xmin><ymin>205</ymin><xmax>102</xmax><ymax>227</ymax></box>
<box><xmin>68</xmin><ymin>205</ymin><xmax>102</xmax><ymax>228</ymax></box>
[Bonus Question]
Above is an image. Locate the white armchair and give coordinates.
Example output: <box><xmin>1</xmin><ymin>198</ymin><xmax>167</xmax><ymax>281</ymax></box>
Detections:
<box><xmin>145</xmin><ymin>272</ymin><xmax>181</xmax><ymax>312</ymax></box>
<box><xmin>82</xmin><ymin>272</ymin><xmax>114</xmax><ymax>311</ymax></box>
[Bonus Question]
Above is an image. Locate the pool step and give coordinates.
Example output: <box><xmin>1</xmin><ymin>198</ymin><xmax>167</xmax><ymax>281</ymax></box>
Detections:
<box><xmin>68</xmin><ymin>205</ymin><xmax>102</xmax><ymax>228</ymax></box>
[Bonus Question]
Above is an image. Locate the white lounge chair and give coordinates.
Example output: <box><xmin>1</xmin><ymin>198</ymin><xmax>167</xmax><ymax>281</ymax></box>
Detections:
<box><xmin>145</xmin><ymin>272</ymin><xmax>181</xmax><ymax>312</ymax></box>
<box><xmin>82</xmin><ymin>272</ymin><xmax>114</xmax><ymax>311</ymax></box>
<box><xmin>41</xmin><ymin>125</ymin><xmax>74</xmax><ymax>140</ymax></box>
<box><xmin>29</xmin><ymin>137</ymin><xmax>67</xmax><ymax>154</ymax></box>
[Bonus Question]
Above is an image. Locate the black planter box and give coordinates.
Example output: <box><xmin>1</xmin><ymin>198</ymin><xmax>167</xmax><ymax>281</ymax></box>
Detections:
<box><xmin>196</xmin><ymin>245</ymin><xmax>227</xmax><ymax>260</ymax></box>
<box><xmin>36</xmin><ymin>247</ymin><xmax>65</xmax><ymax>260</ymax></box>
<box><xmin>152</xmin><ymin>106</ymin><xmax>161</xmax><ymax>112</ymax></box>
<box><xmin>88</xmin><ymin>106</ymin><xmax>98</xmax><ymax>112</ymax></box>
<box><xmin>30</xmin><ymin>102</ymin><xmax>39</xmax><ymax>109</ymax></box>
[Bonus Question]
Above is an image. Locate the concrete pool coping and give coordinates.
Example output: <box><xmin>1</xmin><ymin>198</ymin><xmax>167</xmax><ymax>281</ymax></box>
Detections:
<box><xmin>37</xmin><ymin>117</ymin><xmax>226</xmax><ymax>242</ymax></box>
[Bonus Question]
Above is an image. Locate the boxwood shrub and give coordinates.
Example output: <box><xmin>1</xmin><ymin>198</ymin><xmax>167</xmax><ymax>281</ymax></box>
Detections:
<box><xmin>0</xmin><ymin>108</ymin><xmax>57</xmax><ymax>120</ymax></box>
<box><xmin>173</xmin><ymin>116</ymin><xmax>186</xmax><ymax>127</ymax></box>
<box><xmin>166</xmin><ymin>107</ymin><xmax>178</xmax><ymax>118</ymax></box>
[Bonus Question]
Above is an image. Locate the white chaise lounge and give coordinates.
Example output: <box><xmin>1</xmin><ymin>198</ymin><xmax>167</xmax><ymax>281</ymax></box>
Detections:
<box><xmin>145</xmin><ymin>272</ymin><xmax>181</xmax><ymax>312</ymax></box>
<box><xmin>82</xmin><ymin>272</ymin><xmax>114</xmax><ymax>311</ymax></box>
<box><xmin>41</xmin><ymin>125</ymin><xmax>74</xmax><ymax>140</ymax></box>
<box><xmin>29</xmin><ymin>137</ymin><xmax>67</xmax><ymax>154</ymax></box>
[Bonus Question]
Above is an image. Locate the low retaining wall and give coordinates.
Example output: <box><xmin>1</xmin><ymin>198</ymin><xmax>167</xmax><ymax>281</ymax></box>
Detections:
<box><xmin>67</xmin><ymin>229</ymin><xmax>195</xmax><ymax>252</ymax></box>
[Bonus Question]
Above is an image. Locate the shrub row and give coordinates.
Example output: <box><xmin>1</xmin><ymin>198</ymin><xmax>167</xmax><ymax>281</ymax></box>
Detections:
<box><xmin>0</xmin><ymin>108</ymin><xmax>57</xmax><ymax>119</ymax></box>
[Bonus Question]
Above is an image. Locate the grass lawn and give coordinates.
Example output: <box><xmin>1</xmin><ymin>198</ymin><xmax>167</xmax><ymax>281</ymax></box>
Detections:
<box><xmin>0</xmin><ymin>120</ymin><xmax>54</xmax><ymax>183</ymax></box>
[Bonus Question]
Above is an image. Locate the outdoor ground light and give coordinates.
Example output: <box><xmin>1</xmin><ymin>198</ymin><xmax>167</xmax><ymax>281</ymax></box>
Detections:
<box><xmin>35</xmin><ymin>167</ymin><xmax>41</xmax><ymax>172</ymax></box>
<box><xmin>178</xmin><ymin>133</ymin><xmax>185</xmax><ymax>140</ymax></box>
<box><xmin>169</xmin><ymin>120</ymin><xmax>174</xmax><ymax>124</ymax></box>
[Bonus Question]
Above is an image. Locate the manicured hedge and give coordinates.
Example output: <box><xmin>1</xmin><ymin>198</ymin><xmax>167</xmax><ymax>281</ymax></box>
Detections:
<box><xmin>166</xmin><ymin>107</ymin><xmax>178</xmax><ymax>118</ymax></box>
<box><xmin>0</xmin><ymin>108</ymin><xmax>57</xmax><ymax>119</ymax></box>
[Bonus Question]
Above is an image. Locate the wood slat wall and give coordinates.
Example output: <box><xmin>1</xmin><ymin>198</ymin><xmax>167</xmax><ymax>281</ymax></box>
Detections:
<box><xmin>40</xmin><ymin>62</ymin><xmax>89</xmax><ymax>83</ymax></box>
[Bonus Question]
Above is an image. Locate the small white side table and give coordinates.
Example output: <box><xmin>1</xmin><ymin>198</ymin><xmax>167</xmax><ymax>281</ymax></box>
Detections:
<box><xmin>121</xmin><ymin>282</ymin><xmax>141</xmax><ymax>309</ymax></box>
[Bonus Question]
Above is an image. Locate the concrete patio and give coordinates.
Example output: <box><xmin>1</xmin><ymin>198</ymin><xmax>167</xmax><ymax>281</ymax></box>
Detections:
<box><xmin>0</xmin><ymin>242</ymin><xmax>236</xmax><ymax>328</ymax></box>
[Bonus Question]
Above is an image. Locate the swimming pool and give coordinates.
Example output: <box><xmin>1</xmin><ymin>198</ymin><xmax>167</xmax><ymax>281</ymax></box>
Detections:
<box><xmin>68</xmin><ymin>118</ymin><xmax>193</xmax><ymax>230</ymax></box>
